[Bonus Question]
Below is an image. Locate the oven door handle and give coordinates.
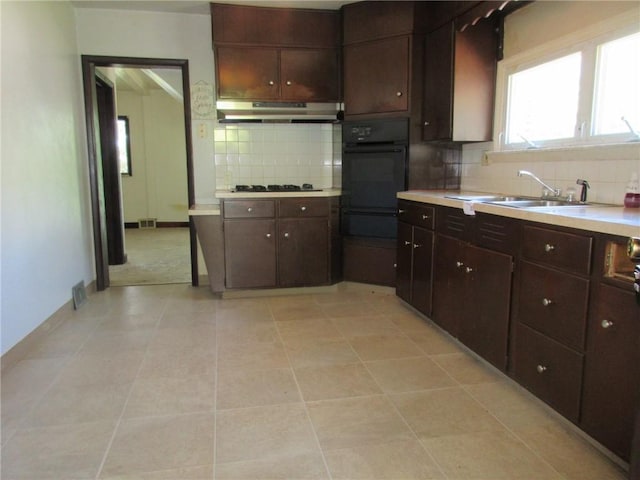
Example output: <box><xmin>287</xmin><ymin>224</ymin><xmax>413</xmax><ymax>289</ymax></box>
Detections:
<box><xmin>344</xmin><ymin>146</ymin><xmax>405</xmax><ymax>154</ymax></box>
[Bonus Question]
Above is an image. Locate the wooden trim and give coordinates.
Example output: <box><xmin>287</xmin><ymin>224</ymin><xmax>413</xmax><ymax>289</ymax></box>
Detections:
<box><xmin>80</xmin><ymin>55</ymin><xmax>198</xmax><ymax>289</ymax></box>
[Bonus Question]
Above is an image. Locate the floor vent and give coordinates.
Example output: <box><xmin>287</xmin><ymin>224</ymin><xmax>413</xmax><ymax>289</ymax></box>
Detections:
<box><xmin>138</xmin><ymin>218</ymin><xmax>157</xmax><ymax>229</ymax></box>
<box><xmin>72</xmin><ymin>281</ymin><xmax>87</xmax><ymax>310</ymax></box>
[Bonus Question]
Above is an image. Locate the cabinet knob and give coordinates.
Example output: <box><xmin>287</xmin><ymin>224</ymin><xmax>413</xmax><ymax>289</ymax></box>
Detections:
<box><xmin>268</xmin><ymin>80</ymin><xmax>275</xmax><ymax>86</ymax></box>
<box><xmin>247</xmin><ymin>207</ymin><xmax>253</xmax><ymax>213</ymax></box>
<box><xmin>544</xmin><ymin>243</ymin><xmax>555</xmax><ymax>252</ymax></box>
<box><xmin>456</xmin><ymin>261</ymin><xmax>464</xmax><ymax>268</ymax></box>
<box><xmin>601</xmin><ymin>319</ymin><xmax>614</xmax><ymax>329</ymax></box>
<box><xmin>542</xmin><ymin>298</ymin><xmax>553</xmax><ymax>307</ymax></box>
<box><xmin>286</xmin><ymin>80</ymin><xmax>292</xmax><ymax>86</ymax></box>
<box><xmin>396</xmin><ymin>91</ymin><xmax>403</xmax><ymax>97</ymax></box>
<box><xmin>422</xmin><ymin>214</ymin><xmax>430</xmax><ymax>220</ymax></box>
<box><xmin>266</xmin><ymin>233</ymin><xmax>271</xmax><ymax>238</ymax></box>
<box><xmin>465</xmin><ymin>266</ymin><xmax>473</xmax><ymax>274</ymax></box>
<box><xmin>424</xmin><ymin>121</ymin><xmax>430</xmax><ymax>126</ymax></box>
<box><xmin>536</xmin><ymin>365</ymin><xmax>547</xmax><ymax>374</ymax></box>
<box><xmin>300</xmin><ymin>206</ymin><xmax>307</xmax><ymax>211</ymax></box>
<box><xmin>404</xmin><ymin>240</ymin><xmax>411</xmax><ymax>246</ymax></box>
<box><xmin>413</xmin><ymin>243</ymin><xmax>422</xmax><ymax>249</ymax></box>
<box><xmin>284</xmin><ymin>232</ymin><xmax>289</xmax><ymax>238</ymax></box>
<box><xmin>398</xmin><ymin>209</ymin><xmax>406</xmax><ymax>214</ymax></box>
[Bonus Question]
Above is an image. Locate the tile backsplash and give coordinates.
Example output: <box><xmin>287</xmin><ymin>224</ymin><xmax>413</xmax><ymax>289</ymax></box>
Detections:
<box><xmin>461</xmin><ymin>142</ymin><xmax>640</xmax><ymax>205</ymax></box>
<box><xmin>214</xmin><ymin>123</ymin><xmax>341</xmax><ymax>190</ymax></box>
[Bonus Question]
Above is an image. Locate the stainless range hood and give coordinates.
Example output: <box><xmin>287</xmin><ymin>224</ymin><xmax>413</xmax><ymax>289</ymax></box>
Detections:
<box><xmin>216</xmin><ymin>100</ymin><xmax>343</xmax><ymax>123</ymax></box>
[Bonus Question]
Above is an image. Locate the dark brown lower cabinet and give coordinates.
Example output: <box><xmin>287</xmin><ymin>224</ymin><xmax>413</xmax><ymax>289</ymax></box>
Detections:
<box><xmin>278</xmin><ymin>217</ymin><xmax>329</xmax><ymax>287</ymax></box>
<box><xmin>432</xmin><ymin>234</ymin><xmax>512</xmax><ymax>370</ymax></box>
<box><xmin>581</xmin><ymin>283</ymin><xmax>640</xmax><ymax>462</ymax></box>
<box><xmin>396</xmin><ymin>222</ymin><xmax>434</xmax><ymax>316</ymax></box>
<box><xmin>514</xmin><ymin>323</ymin><xmax>584</xmax><ymax>422</ymax></box>
<box><xmin>224</xmin><ymin>219</ymin><xmax>276</xmax><ymax>288</ymax></box>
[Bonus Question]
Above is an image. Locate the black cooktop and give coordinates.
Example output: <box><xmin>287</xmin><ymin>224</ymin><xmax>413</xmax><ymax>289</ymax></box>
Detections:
<box><xmin>233</xmin><ymin>184</ymin><xmax>321</xmax><ymax>192</ymax></box>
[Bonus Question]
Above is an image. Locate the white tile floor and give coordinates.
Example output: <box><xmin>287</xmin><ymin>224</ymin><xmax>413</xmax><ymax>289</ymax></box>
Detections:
<box><xmin>0</xmin><ymin>283</ymin><xmax>628</xmax><ymax>479</ymax></box>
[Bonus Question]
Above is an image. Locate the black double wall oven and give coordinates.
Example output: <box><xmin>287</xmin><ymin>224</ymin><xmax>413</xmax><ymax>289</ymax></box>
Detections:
<box><xmin>341</xmin><ymin>118</ymin><xmax>408</xmax><ymax>239</ymax></box>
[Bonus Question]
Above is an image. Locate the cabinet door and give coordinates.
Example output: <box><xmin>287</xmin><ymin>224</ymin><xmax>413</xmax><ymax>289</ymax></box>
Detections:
<box><xmin>278</xmin><ymin>218</ymin><xmax>329</xmax><ymax>287</ymax></box>
<box><xmin>422</xmin><ymin>22</ymin><xmax>454</xmax><ymax>141</ymax></box>
<box><xmin>344</xmin><ymin>36</ymin><xmax>410</xmax><ymax>116</ymax></box>
<box><xmin>432</xmin><ymin>234</ymin><xmax>466</xmax><ymax>337</ymax></box>
<box><xmin>224</xmin><ymin>219</ymin><xmax>276</xmax><ymax>288</ymax></box>
<box><xmin>411</xmin><ymin>227</ymin><xmax>434</xmax><ymax>316</ymax></box>
<box><xmin>581</xmin><ymin>284</ymin><xmax>640</xmax><ymax>461</ymax></box>
<box><xmin>216</xmin><ymin>46</ymin><xmax>279</xmax><ymax>100</ymax></box>
<box><xmin>459</xmin><ymin>245</ymin><xmax>512</xmax><ymax>370</ymax></box>
<box><xmin>396</xmin><ymin>222</ymin><xmax>414</xmax><ymax>304</ymax></box>
<box><xmin>280</xmin><ymin>49</ymin><xmax>339</xmax><ymax>102</ymax></box>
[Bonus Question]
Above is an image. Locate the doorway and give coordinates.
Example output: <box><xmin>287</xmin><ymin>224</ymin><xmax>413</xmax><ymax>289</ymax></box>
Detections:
<box><xmin>81</xmin><ymin>55</ymin><xmax>196</xmax><ymax>291</ymax></box>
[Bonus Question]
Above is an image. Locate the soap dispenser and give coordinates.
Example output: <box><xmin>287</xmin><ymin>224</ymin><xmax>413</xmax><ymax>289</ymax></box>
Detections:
<box><xmin>624</xmin><ymin>172</ymin><xmax>640</xmax><ymax>208</ymax></box>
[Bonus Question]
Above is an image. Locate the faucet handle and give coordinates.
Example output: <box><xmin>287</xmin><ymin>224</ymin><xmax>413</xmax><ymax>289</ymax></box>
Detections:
<box><xmin>576</xmin><ymin>179</ymin><xmax>590</xmax><ymax>202</ymax></box>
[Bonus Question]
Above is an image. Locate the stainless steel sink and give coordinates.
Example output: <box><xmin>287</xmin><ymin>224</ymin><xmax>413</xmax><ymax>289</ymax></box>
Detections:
<box><xmin>445</xmin><ymin>194</ymin><xmax>527</xmax><ymax>202</ymax></box>
<box><xmin>485</xmin><ymin>199</ymin><xmax>592</xmax><ymax>208</ymax></box>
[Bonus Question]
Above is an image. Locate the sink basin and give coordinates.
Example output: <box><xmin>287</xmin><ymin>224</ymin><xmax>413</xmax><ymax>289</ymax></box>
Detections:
<box><xmin>486</xmin><ymin>199</ymin><xmax>591</xmax><ymax>208</ymax></box>
<box><xmin>445</xmin><ymin>194</ymin><xmax>528</xmax><ymax>202</ymax></box>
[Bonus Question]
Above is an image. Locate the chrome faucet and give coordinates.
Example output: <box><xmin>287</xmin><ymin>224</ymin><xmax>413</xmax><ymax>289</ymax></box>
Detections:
<box><xmin>517</xmin><ymin>170</ymin><xmax>562</xmax><ymax>197</ymax></box>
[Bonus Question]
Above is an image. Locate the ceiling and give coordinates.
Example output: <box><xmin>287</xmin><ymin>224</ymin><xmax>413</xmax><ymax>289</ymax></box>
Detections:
<box><xmin>71</xmin><ymin>0</ymin><xmax>350</xmax><ymax>15</ymax></box>
<box><xmin>98</xmin><ymin>67</ymin><xmax>184</xmax><ymax>101</ymax></box>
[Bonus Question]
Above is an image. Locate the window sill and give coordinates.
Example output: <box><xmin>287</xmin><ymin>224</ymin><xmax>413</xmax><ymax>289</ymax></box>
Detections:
<box><xmin>485</xmin><ymin>142</ymin><xmax>640</xmax><ymax>165</ymax></box>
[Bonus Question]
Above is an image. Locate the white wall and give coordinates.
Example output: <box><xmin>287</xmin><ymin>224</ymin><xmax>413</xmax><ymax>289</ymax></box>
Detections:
<box><xmin>118</xmin><ymin>89</ymin><xmax>189</xmax><ymax>223</ymax></box>
<box><xmin>74</xmin><ymin>7</ymin><xmax>217</xmax><ymax>204</ymax></box>
<box><xmin>461</xmin><ymin>1</ymin><xmax>640</xmax><ymax>204</ymax></box>
<box><xmin>1</xmin><ymin>1</ymin><xmax>95</xmax><ymax>355</ymax></box>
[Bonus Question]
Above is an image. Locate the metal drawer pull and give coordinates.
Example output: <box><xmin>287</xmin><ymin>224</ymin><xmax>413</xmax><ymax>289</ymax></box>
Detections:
<box><xmin>247</xmin><ymin>207</ymin><xmax>253</xmax><ymax>213</ymax></box>
<box><xmin>398</xmin><ymin>209</ymin><xmax>406</xmax><ymax>214</ymax></box>
<box><xmin>422</xmin><ymin>214</ymin><xmax>430</xmax><ymax>220</ymax></box>
<box><xmin>542</xmin><ymin>298</ymin><xmax>553</xmax><ymax>307</ymax></box>
<box><xmin>268</xmin><ymin>80</ymin><xmax>275</xmax><ymax>86</ymax></box>
<box><xmin>284</xmin><ymin>232</ymin><xmax>289</xmax><ymax>238</ymax></box>
<box><xmin>544</xmin><ymin>243</ymin><xmax>555</xmax><ymax>252</ymax></box>
<box><xmin>396</xmin><ymin>91</ymin><xmax>403</xmax><ymax>97</ymax></box>
<box><xmin>300</xmin><ymin>206</ymin><xmax>307</xmax><ymax>211</ymax></box>
<box><xmin>601</xmin><ymin>319</ymin><xmax>614</xmax><ymax>329</ymax></box>
<box><xmin>266</xmin><ymin>233</ymin><xmax>271</xmax><ymax>238</ymax></box>
<box><xmin>413</xmin><ymin>243</ymin><xmax>422</xmax><ymax>248</ymax></box>
<box><xmin>404</xmin><ymin>241</ymin><xmax>411</xmax><ymax>246</ymax></box>
<box><xmin>536</xmin><ymin>365</ymin><xmax>547</xmax><ymax>374</ymax></box>
<box><xmin>465</xmin><ymin>266</ymin><xmax>473</xmax><ymax>273</ymax></box>
<box><xmin>456</xmin><ymin>261</ymin><xmax>464</xmax><ymax>268</ymax></box>
<box><xmin>286</xmin><ymin>80</ymin><xmax>292</xmax><ymax>86</ymax></box>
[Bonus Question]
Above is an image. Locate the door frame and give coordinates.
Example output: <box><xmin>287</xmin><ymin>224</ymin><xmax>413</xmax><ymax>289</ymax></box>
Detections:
<box><xmin>81</xmin><ymin>55</ymin><xmax>197</xmax><ymax>290</ymax></box>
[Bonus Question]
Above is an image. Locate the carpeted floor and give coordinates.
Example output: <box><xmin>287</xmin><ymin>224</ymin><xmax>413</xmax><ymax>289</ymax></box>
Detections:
<box><xmin>109</xmin><ymin>227</ymin><xmax>191</xmax><ymax>286</ymax></box>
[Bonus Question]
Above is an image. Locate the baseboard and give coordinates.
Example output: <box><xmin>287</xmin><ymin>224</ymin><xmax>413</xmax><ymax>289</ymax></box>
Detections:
<box><xmin>1</xmin><ymin>280</ymin><xmax>97</xmax><ymax>373</ymax></box>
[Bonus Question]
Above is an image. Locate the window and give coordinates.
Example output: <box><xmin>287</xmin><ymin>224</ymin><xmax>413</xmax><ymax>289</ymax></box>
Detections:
<box><xmin>117</xmin><ymin>116</ymin><xmax>132</xmax><ymax>175</ymax></box>
<box><xmin>499</xmin><ymin>26</ymin><xmax>640</xmax><ymax>150</ymax></box>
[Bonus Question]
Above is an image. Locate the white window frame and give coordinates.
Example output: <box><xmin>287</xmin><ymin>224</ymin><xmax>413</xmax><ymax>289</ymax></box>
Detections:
<box><xmin>494</xmin><ymin>13</ymin><xmax>640</xmax><ymax>152</ymax></box>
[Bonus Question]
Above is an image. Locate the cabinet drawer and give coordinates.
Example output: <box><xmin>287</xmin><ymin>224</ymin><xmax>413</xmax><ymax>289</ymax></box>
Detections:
<box><xmin>436</xmin><ymin>205</ymin><xmax>473</xmax><ymax>241</ymax></box>
<box><xmin>397</xmin><ymin>200</ymin><xmax>435</xmax><ymax>230</ymax></box>
<box><xmin>223</xmin><ymin>200</ymin><xmax>275</xmax><ymax>219</ymax></box>
<box><xmin>278</xmin><ymin>198</ymin><xmax>329</xmax><ymax>218</ymax></box>
<box><xmin>521</xmin><ymin>225</ymin><xmax>592</xmax><ymax>275</ymax></box>
<box><xmin>517</xmin><ymin>260</ymin><xmax>589</xmax><ymax>351</ymax></box>
<box><xmin>514</xmin><ymin>323</ymin><xmax>584</xmax><ymax>422</ymax></box>
<box><xmin>475</xmin><ymin>213</ymin><xmax>520</xmax><ymax>255</ymax></box>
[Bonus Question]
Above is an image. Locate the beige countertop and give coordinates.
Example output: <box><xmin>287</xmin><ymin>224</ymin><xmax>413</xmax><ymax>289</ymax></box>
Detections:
<box><xmin>189</xmin><ymin>189</ymin><xmax>342</xmax><ymax>216</ymax></box>
<box><xmin>398</xmin><ymin>190</ymin><xmax>640</xmax><ymax>238</ymax></box>
<box><xmin>188</xmin><ymin>204</ymin><xmax>221</xmax><ymax>216</ymax></box>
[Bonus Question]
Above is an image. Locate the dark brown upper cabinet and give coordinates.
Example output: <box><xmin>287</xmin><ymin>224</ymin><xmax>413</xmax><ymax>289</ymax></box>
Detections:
<box><xmin>210</xmin><ymin>3</ymin><xmax>340</xmax><ymax>103</ymax></box>
<box><xmin>422</xmin><ymin>18</ymin><xmax>498</xmax><ymax>142</ymax></box>
<box><xmin>216</xmin><ymin>46</ymin><xmax>339</xmax><ymax>102</ymax></box>
<box><xmin>342</xmin><ymin>1</ymin><xmax>429</xmax><ymax>119</ymax></box>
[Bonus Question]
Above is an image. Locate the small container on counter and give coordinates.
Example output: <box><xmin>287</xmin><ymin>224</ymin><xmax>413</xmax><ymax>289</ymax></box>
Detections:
<box><xmin>624</xmin><ymin>172</ymin><xmax>640</xmax><ymax>208</ymax></box>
